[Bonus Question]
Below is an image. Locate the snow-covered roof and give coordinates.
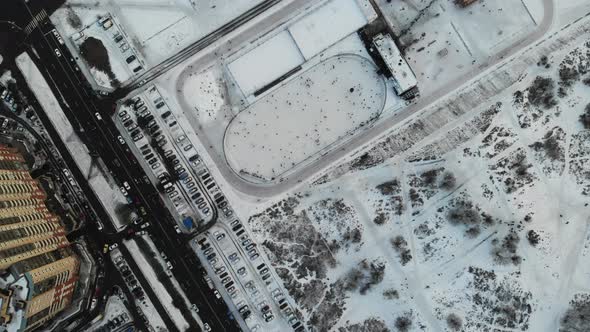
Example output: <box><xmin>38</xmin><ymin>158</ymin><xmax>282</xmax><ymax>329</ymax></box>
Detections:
<box><xmin>372</xmin><ymin>33</ymin><xmax>417</xmax><ymax>95</ymax></box>
<box><xmin>228</xmin><ymin>30</ymin><xmax>304</xmax><ymax>96</ymax></box>
<box><xmin>288</xmin><ymin>0</ymin><xmax>368</xmax><ymax>60</ymax></box>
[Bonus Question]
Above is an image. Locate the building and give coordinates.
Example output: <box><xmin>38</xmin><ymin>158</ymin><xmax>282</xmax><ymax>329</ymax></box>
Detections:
<box><xmin>371</xmin><ymin>33</ymin><xmax>418</xmax><ymax>98</ymax></box>
<box><xmin>0</xmin><ymin>146</ymin><xmax>80</xmax><ymax>332</ymax></box>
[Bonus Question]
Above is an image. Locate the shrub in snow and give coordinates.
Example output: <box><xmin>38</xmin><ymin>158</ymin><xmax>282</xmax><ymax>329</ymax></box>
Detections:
<box><xmin>375</xmin><ymin>179</ymin><xmax>400</xmax><ymax>195</ymax></box>
<box><xmin>580</xmin><ymin>103</ymin><xmax>590</xmax><ymax>129</ymax></box>
<box><xmin>559</xmin><ymin>65</ymin><xmax>580</xmax><ymax>88</ymax></box>
<box><xmin>526</xmin><ymin>230</ymin><xmax>540</xmax><ymax>246</ymax></box>
<box><xmin>465</xmin><ymin>225</ymin><xmax>481</xmax><ymax>238</ymax></box>
<box><xmin>383</xmin><ymin>288</ymin><xmax>399</xmax><ymax>300</ymax></box>
<box><xmin>439</xmin><ymin>172</ymin><xmax>456</xmax><ymax>190</ymax></box>
<box><xmin>529</xmin><ymin>129</ymin><xmax>563</xmax><ymax>161</ymax></box>
<box><xmin>447</xmin><ymin>201</ymin><xmax>481</xmax><ymax>226</ymax></box>
<box><xmin>491</xmin><ymin>231</ymin><xmax>521</xmax><ymax>265</ymax></box>
<box><xmin>390</xmin><ymin>236</ymin><xmax>412</xmax><ymax>266</ymax></box>
<box><xmin>420</xmin><ymin>169</ymin><xmax>439</xmax><ymax>187</ymax></box>
<box><xmin>446</xmin><ymin>313</ymin><xmax>463</xmax><ymax>331</ymax></box>
<box><xmin>394</xmin><ymin>314</ymin><xmax>412</xmax><ymax>332</ymax></box>
<box><xmin>527</xmin><ymin>76</ymin><xmax>556</xmax><ymax>109</ymax></box>
<box><xmin>373</xmin><ymin>212</ymin><xmax>387</xmax><ymax>225</ymax></box>
<box><xmin>338</xmin><ymin>318</ymin><xmax>390</xmax><ymax>332</ymax></box>
<box><xmin>341</xmin><ymin>260</ymin><xmax>386</xmax><ymax>295</ymax></box>
<box><xmin>559</xmin><ymin>294</ymin><xmax>590</xmax><ymax>332</ymax></box>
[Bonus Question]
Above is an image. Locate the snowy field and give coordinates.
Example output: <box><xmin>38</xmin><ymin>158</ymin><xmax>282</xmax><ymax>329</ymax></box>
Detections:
<box><xmin>242</xmin><ymin>14</ymin><xmax>590</xmax><ymax>332</ymax></box>
<box><xmin>51</xmin><ymin>0</ymin><xmax>267</xmax><ymax>69</ymax></box>
<box><xmin>224</xmin><ymin>55</ymin><xmax>386</xmax><ymax>182</ymax></box>
<box><xmin>374</xmin><ymin>0</ymin><xmax>543</xmax><ymax>96</ymax></box>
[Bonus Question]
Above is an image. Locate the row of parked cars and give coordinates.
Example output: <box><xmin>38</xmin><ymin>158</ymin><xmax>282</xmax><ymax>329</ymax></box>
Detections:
<box><xmin>114</xmin><ymin>256</ymin><xmax>147</xmax><ymax>306</ymax></box>
<box><xmin>97</xmin><ymin>16</ymin><xmax>143</xmax><ymax>73</ymax></box>
<box><xmin>230</xmin><ymin>220</ymin><xmax>259</xmax><ymax>261</ymax></box>
<box><xmin>118</xmin><ymin>99</ymin><xmax>145</xmax><ymax>143</ymax></box>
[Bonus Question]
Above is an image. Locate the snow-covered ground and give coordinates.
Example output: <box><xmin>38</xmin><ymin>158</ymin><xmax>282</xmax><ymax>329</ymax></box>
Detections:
<box><xmin>15</xmin><ymin>52</ymin><xmax>129</xmax><ymax>231</ymax></box>
<box><xmin>50</xmin><ymin>0</ymin><xmax>268</xmax><ymax>70</ymax></box>
<box><xmin>86</xmin><ymin>294</ymin><xmax>133</xmax><ymax>331</ymax></box>
<box><xmin>374</xmin><ymin>0</ymin><xmax>542</xmax><ymax>96</ymax></box>
<box><xmin>224</xmin><ymin>54</ymin><xmax>386</xmax><ymax>182</ymax></box>
<box><xmin>241</xmin><ymin>11</ymin><xmax>590</xmax><ymax>332</ymax></box>
<box><xmin>69</xmin><ymin>14</ymin><xmax>141</xmax><ymax>89</ymax></box>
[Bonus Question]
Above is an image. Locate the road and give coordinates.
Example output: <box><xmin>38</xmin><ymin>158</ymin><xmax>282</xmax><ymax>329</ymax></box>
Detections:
<box><xmin>18</xmin><ymin>2</ymin><xmax>239</xmax><ymax>331</ymax></box>
<box><xmin>173</xmin><ymin>0</ymin><xmax>556</xmax><ymax>198</ymax></box>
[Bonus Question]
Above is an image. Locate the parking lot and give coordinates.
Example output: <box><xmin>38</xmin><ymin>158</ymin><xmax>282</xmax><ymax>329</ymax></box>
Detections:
<box><xmin>71</xmin><ymin>14</ymin><xmax>145</xmax><ymax>90</ymax></box>
<box><xmin>193</xmin><ymin>222</ymin><xmax>304</xmax><ymax>332</ymax></box>
<box><xmin>109</xmin><ymin>248</ymin><xmax>168</xmax><ymax>330</ymax></box>
<box><xmin>113</xmin><ymin>87</ymin><xmax>219</xmax><ymax>232</ymax></box>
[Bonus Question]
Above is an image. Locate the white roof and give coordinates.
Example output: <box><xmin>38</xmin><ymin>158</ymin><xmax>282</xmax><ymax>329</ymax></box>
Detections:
<box><xmin>372</xmin><ymin>33</ymin><xmax>417</xmax><ymax>94</ymax></box>
<box><xmin>288</xmin><ymin>0</ymin><xmax>368</xmax><ymax>60</ymax></box>
<box><xmin>228</xmin><ymin>30</ymin><xmax>304</xmax><ymax>96</ymax></box>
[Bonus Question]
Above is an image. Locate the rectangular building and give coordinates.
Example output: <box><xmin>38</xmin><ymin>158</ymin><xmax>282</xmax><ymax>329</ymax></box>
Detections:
<box><xmin>0</xmin><ymin>146</ymin><xmax>80</xmax><ymax>332</ymax></box>
<box><xmin>372</xmin><ymin>33</ymin><xmax>418</xmax><ymax>96</ymax></box>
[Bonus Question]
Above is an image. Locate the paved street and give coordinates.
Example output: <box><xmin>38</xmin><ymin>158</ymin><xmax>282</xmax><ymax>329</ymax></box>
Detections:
<box><xmin>13</xmin><ymin>2</ymin><xmax>240</xmax><ymax>330</ymax></box>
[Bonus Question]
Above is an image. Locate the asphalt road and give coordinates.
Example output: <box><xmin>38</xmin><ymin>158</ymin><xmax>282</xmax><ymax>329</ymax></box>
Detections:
<box><xmin>174</xmin><ymin>0</ymin><xmax>556</xmax><ymax>199</ymax></box>
<box><xmin>17</xmin><ymin>3</ymin><xmax>239</xmax><ymax>331</ymax></box>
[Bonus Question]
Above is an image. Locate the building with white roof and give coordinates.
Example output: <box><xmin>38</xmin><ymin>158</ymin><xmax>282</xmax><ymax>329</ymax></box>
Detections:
<box><xmin>372</xmin><ymin>33</ymin><xmax>418</xmax><ymax>96</ymax></box>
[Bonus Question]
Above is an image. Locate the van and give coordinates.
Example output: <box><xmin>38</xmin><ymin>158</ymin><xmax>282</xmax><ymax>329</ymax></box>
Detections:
<box><xmin>101</xmin><ymin>19</ymin><xmax>113</xmax><ymax>30</ymax></box>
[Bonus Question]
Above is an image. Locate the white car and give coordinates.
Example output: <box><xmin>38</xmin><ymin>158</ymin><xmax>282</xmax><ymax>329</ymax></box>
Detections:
<box><xmin>174</xmin><ymin>225</ymin><xmax>181</xmax><ymax>234</ymax></box>
<box><xmin>117</xmin><ymin>135</ymin><xmax>125</xmax><ymax>145</ymax></box>
<box><xmin>203</xmin><ymin>323</ymin><xmax>211</xmax><ymax>332</ymax></box>
<box><xmin>90</xmin><ymin>298</ymin><xmax>97</xmax><ymax>310</ymax></box>
<box><xmin>120</xmin><ymin>187</ymin><xmax>128</xmax><ymax>196</ymax></box>
<box><xmin>109</xmin><ymin>243</ymin><xmax>118</xmax><ymax>250</ymax></box>
<box><xmin>94</xmin><ymin>112</ymin><xmax>102</xmax><ymax>120</ymax></box>
<box><xmin>54</xmin><ymin>48</ymin><xmax>62</xmax><ymax>57</ymax></box>
<box><xmin>123</xmin><ymin>181</ymin><xmax>131</xmax><ymax>190</ymax></box>
<box><xmin>51</xmin><ymin>29</ymin><xmax>64</xmax><ymax>44</ymax></box>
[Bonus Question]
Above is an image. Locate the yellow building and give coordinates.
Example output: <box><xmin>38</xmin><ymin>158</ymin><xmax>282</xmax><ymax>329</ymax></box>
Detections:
<box><xmin>0</xmin><ymin>146</ymin><xmax>80</xmax><ymax>332</ymax></box>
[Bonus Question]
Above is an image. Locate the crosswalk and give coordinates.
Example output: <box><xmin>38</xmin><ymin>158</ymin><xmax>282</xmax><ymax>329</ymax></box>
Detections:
<box><xmin>24</xmin><ymin>9</ymin><xmax>47</xmax><ymax>35</ymax></box>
